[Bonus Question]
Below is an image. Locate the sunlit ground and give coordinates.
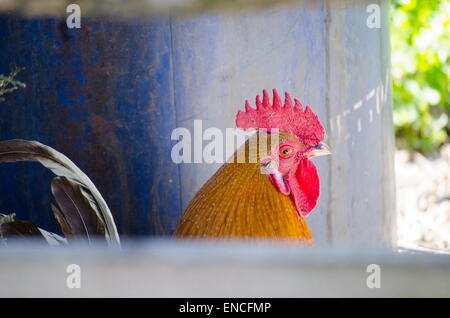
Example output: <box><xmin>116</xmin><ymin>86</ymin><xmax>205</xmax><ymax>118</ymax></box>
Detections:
<box><xmin>396</xmin><ymin>144</ymin><xmax>450</xmax><ymax>252</ymax></box>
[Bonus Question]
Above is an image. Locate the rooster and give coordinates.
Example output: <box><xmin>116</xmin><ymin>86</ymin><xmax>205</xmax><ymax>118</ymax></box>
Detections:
<box><xmin>174</xmin><ymin>89</ymin><xmax>330</xmax><ymax>243</ymax></box>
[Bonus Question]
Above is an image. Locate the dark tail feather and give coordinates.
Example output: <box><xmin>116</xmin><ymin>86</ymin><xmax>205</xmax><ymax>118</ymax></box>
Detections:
<box><xmin>0</xmin><ymin>213</ymin><xmax>66</xmax><ymax>245</ymax></box>
<box><xmin>51</xmin><ymin>176</ymin><xmax>106</xmax><ymax>244</ymax></box>
<box><xmin>0</xmin><ymin>139</ymin><xmax>120</xmax><ymax>245</ymax></box>
<box><xmin>51</xmin><ymin>204</ymin><xmax>72</xmax><ymax>238</ymax></box>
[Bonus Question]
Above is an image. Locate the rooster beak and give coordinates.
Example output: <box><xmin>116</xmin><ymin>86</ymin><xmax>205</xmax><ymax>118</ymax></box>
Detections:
<box><xmin>260</xmin><ymin>159</ymin><xmax>278</xmax><ymax>174</ymax></box>
<box><xmin>308</xmin><ymin>143</ymin><xmax>331</xmax><ymax>158</ymax></box>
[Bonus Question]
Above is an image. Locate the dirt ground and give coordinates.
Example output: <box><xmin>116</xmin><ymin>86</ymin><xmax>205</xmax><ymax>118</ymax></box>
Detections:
<box><xmin>396</xmin><ymin>144</ymin><xmax>450</xmax><ymax>252</ymax></box>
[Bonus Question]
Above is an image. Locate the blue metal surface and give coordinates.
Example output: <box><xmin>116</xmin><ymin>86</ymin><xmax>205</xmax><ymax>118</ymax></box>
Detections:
<box><xmin>0</xmin><ymin>14</ymin><xmax>182</xmax><ymax>236</ymax></box>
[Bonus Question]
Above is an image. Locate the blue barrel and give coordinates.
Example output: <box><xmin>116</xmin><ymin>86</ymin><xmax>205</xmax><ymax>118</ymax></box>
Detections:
<box><xmin>0</xmin><ymin>15</ymin><xmax>181</xmax><ymax>236</ymax></box>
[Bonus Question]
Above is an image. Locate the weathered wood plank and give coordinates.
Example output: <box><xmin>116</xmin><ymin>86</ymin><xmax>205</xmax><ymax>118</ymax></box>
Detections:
<box><xmin>171</xmin><ymin>2</ymin><xmax>330</xmax><ymax>243</ymax></box>
<box><xmin>380</xmin><ymin>0</ymin><xmax>397</xmax><ymax>246</ymax></box>
<box><xmin>327</xmin><ymin>0</ymin><xmax>392</xmax><ymax>247</ymax></box>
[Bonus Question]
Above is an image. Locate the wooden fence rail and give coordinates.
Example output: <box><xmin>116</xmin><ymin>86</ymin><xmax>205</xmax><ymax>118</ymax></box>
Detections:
<box><xmin>1</xmin><ymin>241</ymin><xmax>449</xmax><ymax>297</ymax></box>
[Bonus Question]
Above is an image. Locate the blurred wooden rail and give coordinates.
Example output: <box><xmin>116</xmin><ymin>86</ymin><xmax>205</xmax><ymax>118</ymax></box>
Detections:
<box><xmin>0</xmin><ymin>0</ymin><xmax>301</xmax><ymax>17</ymax></box>
<box><xmin>1</xmin><ymin>241</ymin><xmax>450</xmax><ymax>297</ymax></box>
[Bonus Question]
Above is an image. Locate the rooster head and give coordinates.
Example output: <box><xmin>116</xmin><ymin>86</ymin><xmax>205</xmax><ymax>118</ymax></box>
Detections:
<box><xmin>236</xmin><ymin>89</ymin><xmax>330</xmax><ymax>218</ymax></box>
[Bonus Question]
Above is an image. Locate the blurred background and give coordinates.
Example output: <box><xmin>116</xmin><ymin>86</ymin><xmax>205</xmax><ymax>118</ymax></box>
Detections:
<box><xmin>391</xmin><ymin>0</ymin><xmax>450</xmax><ymax>251</ymax></box>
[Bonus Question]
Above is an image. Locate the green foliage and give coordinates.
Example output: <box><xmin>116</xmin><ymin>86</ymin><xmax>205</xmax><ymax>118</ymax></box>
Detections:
<box><xmin>391</xmin><ymin>0</ymin><xmax>450</xmax><ymax>154</ymax></box>
<box><xmin>0</xmin><ymin>67</ymin><xmax>26</xmax><ymax>103</ymax></box>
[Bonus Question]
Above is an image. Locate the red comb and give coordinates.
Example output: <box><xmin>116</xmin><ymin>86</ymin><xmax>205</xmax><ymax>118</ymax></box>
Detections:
<box><xmin>236</xmin><ymin>89</ymin><xmax>325</xmax><ymax>146</ymax></box>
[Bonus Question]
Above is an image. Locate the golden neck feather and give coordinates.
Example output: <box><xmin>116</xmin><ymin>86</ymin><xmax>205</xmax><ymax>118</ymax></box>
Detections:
<box><xmin>174</xmin><ymin>132</ymin><xmax>314</xmax><ymax>243</ymax></box>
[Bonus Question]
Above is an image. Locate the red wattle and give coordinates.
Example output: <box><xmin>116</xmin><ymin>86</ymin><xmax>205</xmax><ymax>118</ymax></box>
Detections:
<box><xmin>286</xmin><ymin>159</ymin><xmax>320</xmax><ymax>217</ymax></box>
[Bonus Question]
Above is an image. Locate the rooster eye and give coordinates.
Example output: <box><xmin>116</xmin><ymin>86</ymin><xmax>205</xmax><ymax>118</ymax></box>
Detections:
<box><xmin>279</xmin><ymin>145</ymin><xmax>294</xmax><ymax>158</ymax></box>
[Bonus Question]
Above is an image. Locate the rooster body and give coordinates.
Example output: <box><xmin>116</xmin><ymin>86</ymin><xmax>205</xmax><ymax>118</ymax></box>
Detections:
<box><xmin>175</xmin><ymin>89</ymin><xmax>330</xmax><ymax>242</ymax></box>
<box><xmin>175</xmin><ymin>132</ymin><xmax>314</xmax><ymax>243</ymax></box>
